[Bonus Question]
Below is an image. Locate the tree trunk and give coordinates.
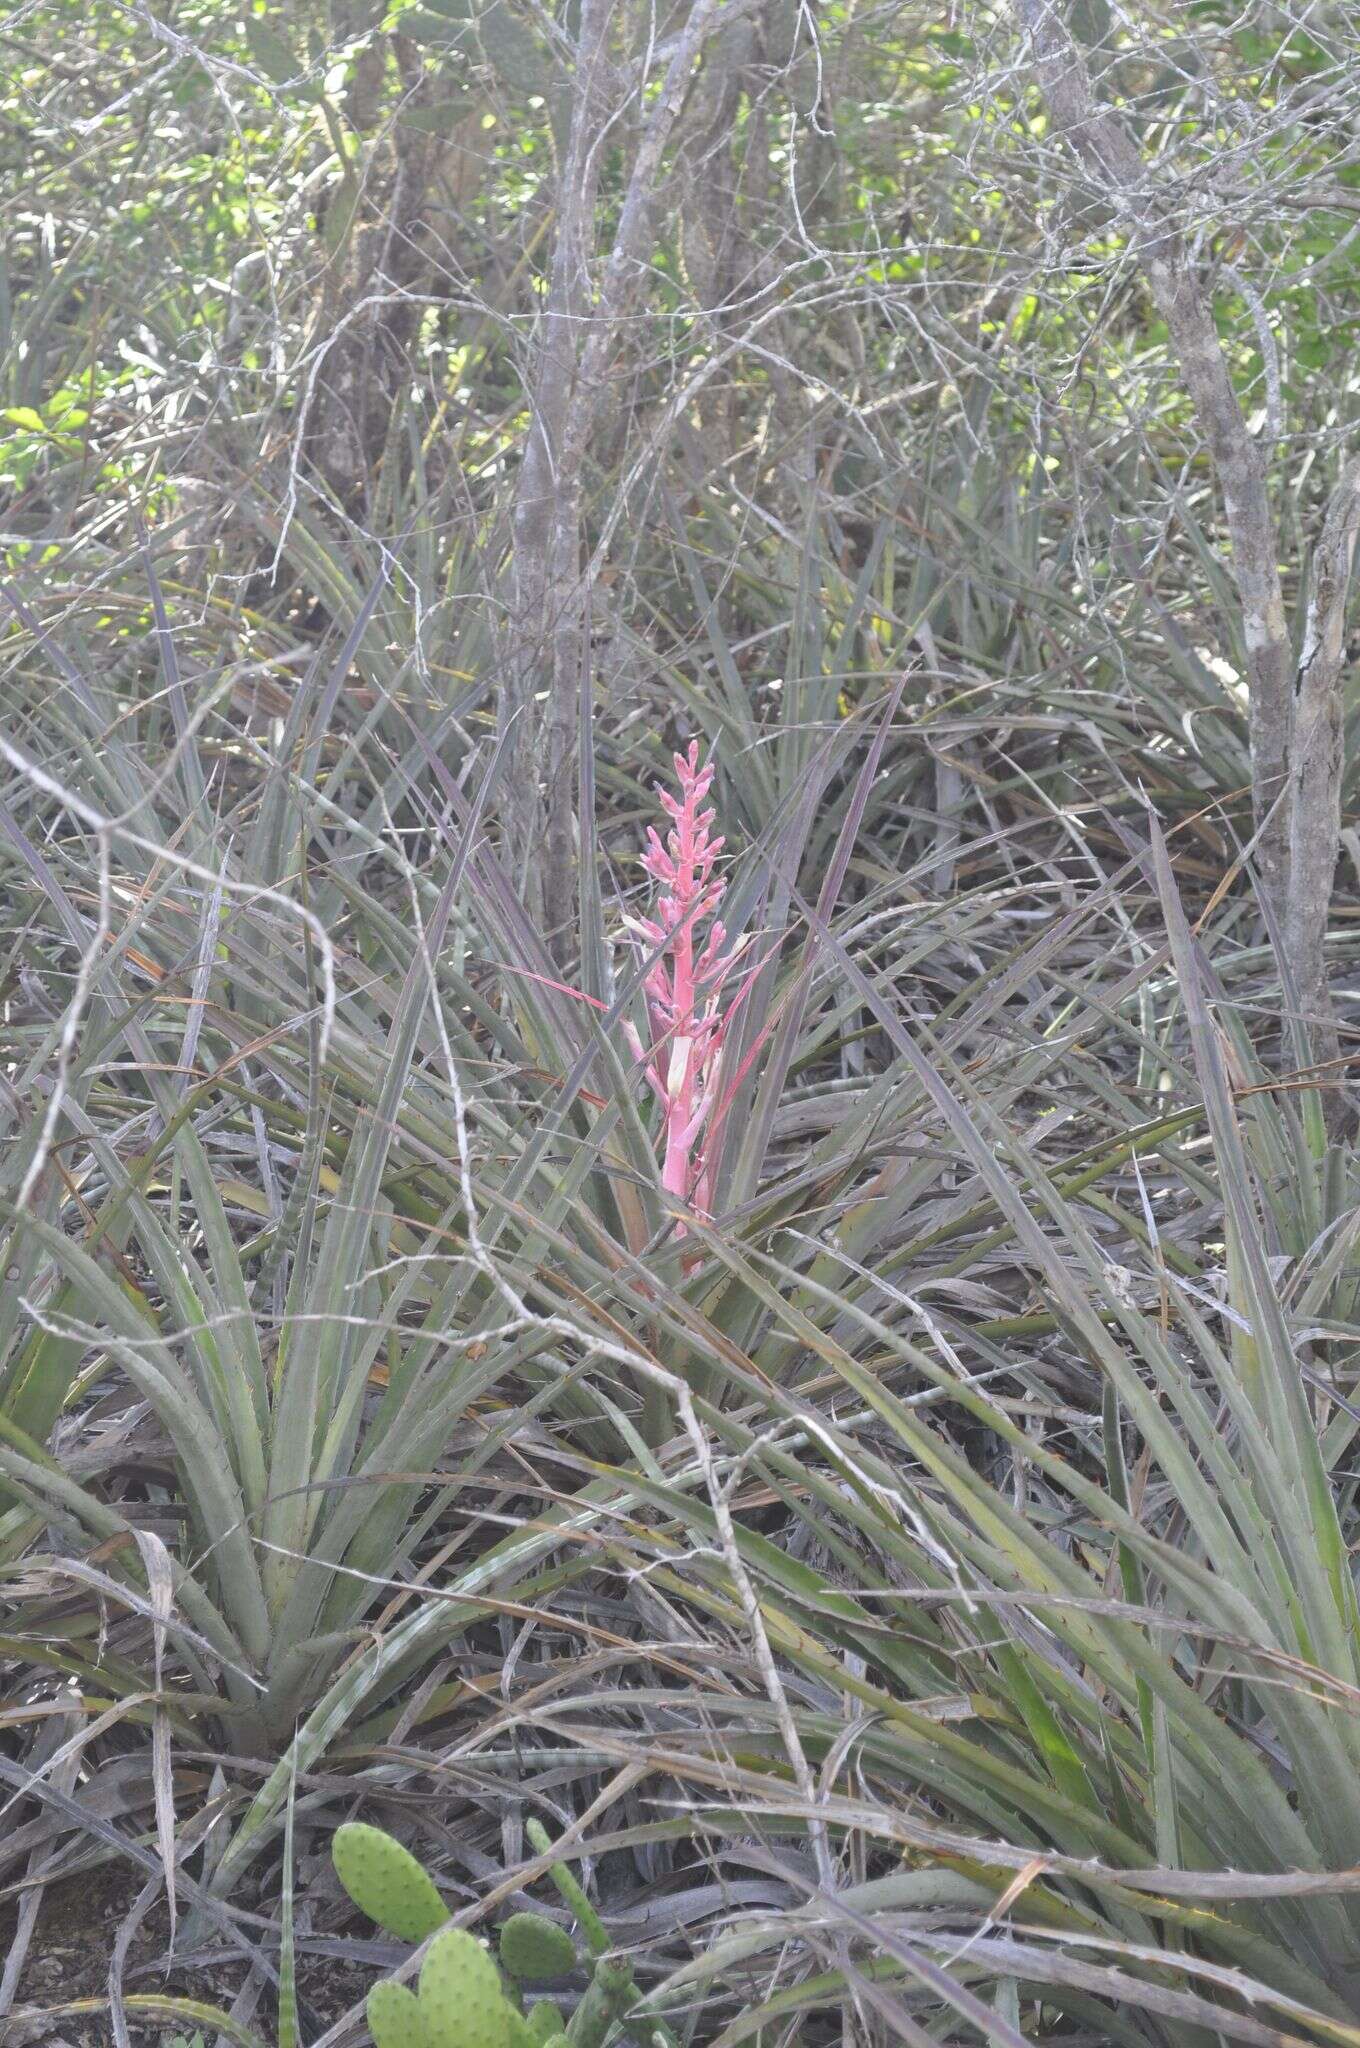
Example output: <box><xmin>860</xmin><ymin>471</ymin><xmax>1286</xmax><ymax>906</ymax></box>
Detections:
<box><xmin>504</xmin><ymin>0</ymin><xmax>726</xmax><ymax>963</ymax></box>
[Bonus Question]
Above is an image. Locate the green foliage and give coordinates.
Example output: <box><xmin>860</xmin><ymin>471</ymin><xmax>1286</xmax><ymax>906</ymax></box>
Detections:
<box><xmin>396</xmin><ymin>0</ymin><xmax>550</xmax><ymax>96</ymax></box>
<box><xmin>245</xmin><ymin>18</ymin><xmax>304</xmax><ymax>87</ymax></box>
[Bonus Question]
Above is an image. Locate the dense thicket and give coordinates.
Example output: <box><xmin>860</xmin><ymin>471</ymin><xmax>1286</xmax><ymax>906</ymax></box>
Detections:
<box><xmin>5</xmin><ymin>3</ymin><xmax>1360</xmax><ymax>2043</ymax></box>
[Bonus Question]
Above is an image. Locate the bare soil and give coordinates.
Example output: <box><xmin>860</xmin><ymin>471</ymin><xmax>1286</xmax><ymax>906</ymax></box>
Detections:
<box><xmin>3</xmin><ymin>1863</ymin><xmax>374</xmax><ymax>2047</ymax></box>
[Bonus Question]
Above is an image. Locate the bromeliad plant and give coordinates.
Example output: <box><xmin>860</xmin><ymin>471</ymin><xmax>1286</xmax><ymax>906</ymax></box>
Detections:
<box><xmin>622</xmin><ymin>742</ymin><xmax>745</xmax><ymax>1232</ymax></box>
<box><xmin>331</xmin><ymin>1820</ymin><xmax>669</xmax><ymax>2048</ymax></box>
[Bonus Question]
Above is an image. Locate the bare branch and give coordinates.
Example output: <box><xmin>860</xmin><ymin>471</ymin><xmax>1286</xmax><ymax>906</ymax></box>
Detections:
<box><xmin>1011</xmin><ymin>0</ymin><xmax>1295</xmax><ymax>910</ymax></box>
<box><xmin>1285</xmin><ymin>457</ymin><xmax>1360</xmax><ymax>1056</ymax></box>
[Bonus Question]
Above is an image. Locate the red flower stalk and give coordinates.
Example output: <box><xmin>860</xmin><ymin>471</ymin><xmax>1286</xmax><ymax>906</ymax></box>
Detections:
<box><xmin>623</xmin><ymin>742</ymin><xmax>741</xmax><ymax>1229</ymax></box>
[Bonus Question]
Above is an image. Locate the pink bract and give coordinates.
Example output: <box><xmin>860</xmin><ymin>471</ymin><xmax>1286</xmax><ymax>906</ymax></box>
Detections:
<box><xmin>624</xmin><ymin>741</ymin><xmax>741</xmax><ymax>1229</ymax></box>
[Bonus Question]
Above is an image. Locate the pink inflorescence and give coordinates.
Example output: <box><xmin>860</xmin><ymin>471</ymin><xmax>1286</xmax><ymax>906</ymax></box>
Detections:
<box><xmin>624</xmin><ymin>742</ymin><xmax>741</xmax><ymax>1228</ymax></box>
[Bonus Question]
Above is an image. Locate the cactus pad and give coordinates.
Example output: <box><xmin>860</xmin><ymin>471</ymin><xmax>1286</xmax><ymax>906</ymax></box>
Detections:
<box><xmin>333</xmin><ymin>1822</ymin><xmax>448</xmax><ymax>1943</ymax></box>
<box><xmin>523</xmin><ymin>1821</ymin><xmax>609</xmax><ymax>1958</ymax></box>
<box><xmin>504</xmin><ymin>2009</ymin><xmax>542</xmax><ymax>2048</ymax></box>
<box><xmin>499</xmin><ymin>1914</ymin><xmax>578</xmax><ymax>1983</ymax></box>
<box><xmin>419</xmin><ymin>1927</ymin><xmax>511</xmax><ymax>2048</ymax></box>
<box><xmin>524</xmin><ymin>2002</ymin><xmax>563</xmax><ymax>2045</ymax></box>
<box><xmin>366</xmin><ymin>1980</ymin><xmax>433</xmax><ymax>2048</ymax></box>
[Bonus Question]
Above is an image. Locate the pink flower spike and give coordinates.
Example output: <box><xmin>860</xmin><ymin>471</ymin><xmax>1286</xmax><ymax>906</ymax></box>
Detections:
<box><xmin>622</xmin><ymin>742</ymin><xmax>742</xmax><ymax>1240</ymax></box>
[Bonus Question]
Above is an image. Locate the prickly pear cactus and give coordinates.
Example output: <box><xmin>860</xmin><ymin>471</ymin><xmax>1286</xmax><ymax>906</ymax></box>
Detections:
<box><xmin>504</xmin><ymin>2008</ymin><xmax>543</xmax><ymax>2048</ymax></box>
<box><xmin>524</xmin><ymin>2002</ymin><xmax>564</xmax><ymax>2045</ymax></box>
<box><xmin>523</xmin><ymin>1821</ymin><xmax>609</xmax><ymax>1959</ymax></box>
<box><xmin>332</xmin><ymin>1814</ymin><xmax>677</xmax><ymax>2048</ymax></box>
<box><xmin>332</xmin><ymin>1822</ymin><xmax>449</xmax><ymax>1943</ymax></box>
<box><xmin>419</xmin><ymin>1927</ymin><xmax>511</xmax><ymax>2048</ymax></box>
<box><xmin>499</xmin><ymin>1913</ymin><xmax>578</xmax><ymax>1984</ymax></box>
<box><xmin>366</xmin><ymin>1979</ymin><xmax>434</xmax><ymax>2048</ymax></box>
